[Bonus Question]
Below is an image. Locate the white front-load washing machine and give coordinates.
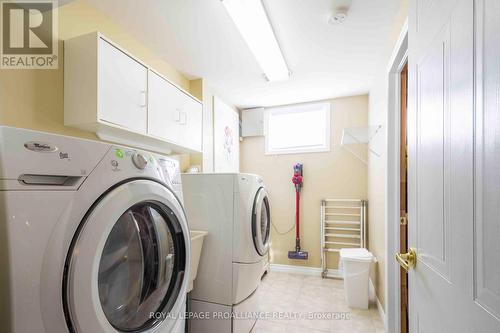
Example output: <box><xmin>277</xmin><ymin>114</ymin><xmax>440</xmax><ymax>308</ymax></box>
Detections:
<box><xmin>0</xmin><ymin>127</ymin><xmax>191</xmax><ymax>333</ymax></box>
<box><xmin>181</xmin><ymin>173</ymin><xmax>271</xmax><ymax>333</ymax></box>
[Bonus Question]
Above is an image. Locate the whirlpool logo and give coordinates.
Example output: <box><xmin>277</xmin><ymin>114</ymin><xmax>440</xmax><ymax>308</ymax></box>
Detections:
<box><xmin>1</xmin><ymin>0</ymin><xmax>58</xmax><ymax>69</ymax></box>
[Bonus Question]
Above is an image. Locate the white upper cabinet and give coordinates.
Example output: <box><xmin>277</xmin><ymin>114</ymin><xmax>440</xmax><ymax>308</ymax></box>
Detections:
<box><xmin>241</xmin><ymin>108</ymin><xmax>264</xmax><ymax>137</ymax></box>
<box><xmin>64</xmin><ymin>31</ymin><xmax>202</xmax><ymax>154</ymax></box>
<box><xmin>98</xmin><ymin>39</ymin><xmax>148</xmax><ymax>133</ymax></box>
<box><xmin>148</xmin><ymin>70</ymin><xmax>202</xmax><ymax>152</ymax></box>
<box><xmin>178</xmin><ymin>89</ymin><xmax>203</xmax><ymax>151</ymax></box>
<box><xmin>148</xmin><ymin>70</ymin><xmax>183</xmax><ymax>142</ymax></box>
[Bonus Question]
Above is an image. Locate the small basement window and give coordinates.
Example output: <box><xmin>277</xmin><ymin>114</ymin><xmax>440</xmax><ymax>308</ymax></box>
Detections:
<box><xmin>265</xmin><ymin>102</ymin><xmax>331</xmax><ymax>155</ymax></box>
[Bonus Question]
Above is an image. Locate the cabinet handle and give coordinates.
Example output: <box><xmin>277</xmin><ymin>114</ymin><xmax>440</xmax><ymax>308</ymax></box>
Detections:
<box><xmin>181</xmin><ymin>112</ymin><xmax>188</xmax><ymax>125</ymax></box>
<box><xmin>140</xmin><ymin>91</ymin><xmax>147</xmax><ymax>108</ymax></box>
<box><xmin>174</xmin><ymin>108</ymin><xmax>181</xmax><ymax>122</ymax></box>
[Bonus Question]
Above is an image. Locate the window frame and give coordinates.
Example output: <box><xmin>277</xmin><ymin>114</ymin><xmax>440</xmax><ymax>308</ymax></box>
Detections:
<box><xmin>264</xmin><ymin>101</ymin><xmax>331</xmax><ymax>155</ymax></box>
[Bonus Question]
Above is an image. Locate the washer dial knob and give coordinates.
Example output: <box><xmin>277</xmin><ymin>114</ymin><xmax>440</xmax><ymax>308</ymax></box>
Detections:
<box><xmin>132</xmin><ymin>153</ymin><xmax>148</xmax><ymax>170</ymax></box>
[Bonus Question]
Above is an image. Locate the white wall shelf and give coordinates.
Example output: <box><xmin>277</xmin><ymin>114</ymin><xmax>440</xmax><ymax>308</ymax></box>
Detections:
<box><xmin>340</xmin><ymin>125</ymin><xmax>382</xmax><ymax>164</ymax></box>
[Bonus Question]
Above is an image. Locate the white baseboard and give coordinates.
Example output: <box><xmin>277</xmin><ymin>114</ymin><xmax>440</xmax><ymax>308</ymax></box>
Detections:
<box><xmin>368</xmin><ymin>278</ymin><xmax>376</xmax><ymax>301</ymax></box>
<box><xmin>376</xmin><ymin>296</ymin><xmax>386</xmax><ymax>329</ymax></box>
<box><xmin>269</xmin><ymin>263</ymin><xmax>343</xmax><ymax>279</ymax></box>
<box><xmin>325</xmin><ymin>268</ymin><xmax>343</xmax><ymax>279</ymax></box>
<box><xmin>370</xmin><ymin>278</ymin><xmax>386</xmax><ymax>328</ymax></box>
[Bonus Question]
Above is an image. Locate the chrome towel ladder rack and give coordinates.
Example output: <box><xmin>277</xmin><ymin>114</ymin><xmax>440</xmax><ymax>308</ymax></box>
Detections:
<box><xmin>321</xmin><ymin>199</ymin><xmax>367</xmax><ymax>278</ymax></box>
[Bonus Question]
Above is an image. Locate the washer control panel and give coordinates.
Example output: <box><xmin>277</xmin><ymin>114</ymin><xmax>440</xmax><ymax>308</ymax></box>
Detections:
<box><xmin>157</xmin><ymin>157</ymin><xmax>181</xmax><ymax>185</ymax></box>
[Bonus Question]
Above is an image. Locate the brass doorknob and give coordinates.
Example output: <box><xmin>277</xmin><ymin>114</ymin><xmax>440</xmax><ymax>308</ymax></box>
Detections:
<box><xmin>396</xmin><ymin>248</ymin><xmax>416</xmax><ymax>271</ymax></box>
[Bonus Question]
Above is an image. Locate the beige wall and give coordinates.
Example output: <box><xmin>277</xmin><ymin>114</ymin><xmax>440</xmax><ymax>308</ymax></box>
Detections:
<box><xmin>367</xmin><ymin>0</ymin><xmax>408</xmax><ymax>309</ymax></box>
<box><xmin>240</xmin><ymin>95</ymin><xmax>368</xmax><ymax>269</ymax></box>
<box><xmin>0</xmin><ymin>0</ymin><xmax>193</xmax><ymax>168</ymax></box>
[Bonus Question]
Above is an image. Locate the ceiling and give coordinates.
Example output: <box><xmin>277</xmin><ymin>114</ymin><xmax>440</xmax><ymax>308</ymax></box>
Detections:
<box><xmin>85</xmin><ymin>0</ymin><xmax>402</xmax><ymax>109</ymax></box>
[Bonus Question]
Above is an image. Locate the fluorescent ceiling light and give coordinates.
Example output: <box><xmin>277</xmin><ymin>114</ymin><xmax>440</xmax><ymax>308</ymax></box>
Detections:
<box><xmin>222</xmin><ymin>0</ymin><xmax>290</xmax><ymax>81</ymax></box>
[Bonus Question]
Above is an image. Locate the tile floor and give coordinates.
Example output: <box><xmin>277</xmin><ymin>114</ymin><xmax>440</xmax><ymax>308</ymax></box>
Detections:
<box><xmin>252</xmin><ymin>271</ymin><xmax>385</xmax><ymax>333</ymax></box>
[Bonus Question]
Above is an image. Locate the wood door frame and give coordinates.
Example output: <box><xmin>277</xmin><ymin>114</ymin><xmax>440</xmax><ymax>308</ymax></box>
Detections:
<box><xmin>385</xmin><ymin>19</ymin><xmax>408</xmax><ymax>333</ymax></box>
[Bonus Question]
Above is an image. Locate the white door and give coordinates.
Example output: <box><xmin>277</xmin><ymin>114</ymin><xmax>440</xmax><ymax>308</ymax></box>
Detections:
<box><xmin>148</xmin><ymin>70</ymin><xmax>183</xmax><ymax>144</ymax></box>
<box><xmin>98</xmin><ymin>38</ymin><xmax>148</xmax><ymax>134</ymax></box>
<box><xmin>179</xmin><ymin>94</ymin><xmax>202</xmax><ymax>152</ymax></box>
<box><xmin>213</xmin><ymin>96</ymin><xmax>240</xmax><ymax>172</ymax></box>
<box><xmin>406</xmin><ymin>0</ymin><xmax>500</xmax><ymax>331</ymax></box>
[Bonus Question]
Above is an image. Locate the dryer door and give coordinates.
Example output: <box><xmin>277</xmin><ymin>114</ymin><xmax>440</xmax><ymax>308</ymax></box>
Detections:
<box><xmin>63</xmin><ymin>180</ymin><xmax>190</xmax><ymax>333</ymax></box>
<box><xmin>252</xmin><ymin>187</ymin><xmax>270</xmax><ymax>256</ymax></box>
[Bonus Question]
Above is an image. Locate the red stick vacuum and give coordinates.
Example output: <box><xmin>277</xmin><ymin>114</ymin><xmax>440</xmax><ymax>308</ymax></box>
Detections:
<box><xmin>288</xmin><ymin>163</ymin><xmax>309</xmax><ymax>260</ymax></box>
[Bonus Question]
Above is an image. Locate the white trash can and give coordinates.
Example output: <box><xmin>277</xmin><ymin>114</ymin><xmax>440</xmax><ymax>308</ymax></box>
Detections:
<box><xmin>339</xmin><ymin>248</ymin><xmax>375</xmax><ymax>309</ymax></box>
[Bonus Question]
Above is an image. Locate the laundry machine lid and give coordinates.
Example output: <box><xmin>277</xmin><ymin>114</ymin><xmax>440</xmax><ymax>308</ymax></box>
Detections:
<box><xmin>63</xmin><ymin>179</ymin><xmax>190</xmax><ymax>333</ymax></box>
<box><xmin>252</xmin><ymin>187</ymin><xmax>270</xmax><ymax>256</ymax></box>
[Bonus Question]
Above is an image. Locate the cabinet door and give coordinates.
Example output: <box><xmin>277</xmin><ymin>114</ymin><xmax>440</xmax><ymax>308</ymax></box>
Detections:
<box><xmin>147</xmin><ymin>70</ymin><xmax>184</xmax><ymax>144</ymax></box>
<box><xmin>179</xmin><ymin>95</ymin><xmax>202</xmax><ymax>151</ymax></box>
<box><xmin>98</xmin><ymin>38</ymin><xmax>147</xmax><ymax>133</ymax></box>
<box><xmin>241</xmin><ymin>108</ymin><xmax>264</xmax><ymax>137</ymax></box>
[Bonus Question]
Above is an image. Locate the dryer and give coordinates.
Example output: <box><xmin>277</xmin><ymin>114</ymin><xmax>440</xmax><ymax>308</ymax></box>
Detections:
<box><xmin>0</xmin><ymin>127</ymin><xmax>191</xmax><ymax>333</ymax></box>
<box><xmin>181</xmin><ymin>173</ymin><xmax>271</xmax><ymax>333</ymax></box>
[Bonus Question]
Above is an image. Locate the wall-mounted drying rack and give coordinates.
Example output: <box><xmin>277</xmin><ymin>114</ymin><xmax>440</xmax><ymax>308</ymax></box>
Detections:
<box><xmin>340</xmin><ymin>125</ymin><xmax>382</xmax><ymax>164</ymax></box>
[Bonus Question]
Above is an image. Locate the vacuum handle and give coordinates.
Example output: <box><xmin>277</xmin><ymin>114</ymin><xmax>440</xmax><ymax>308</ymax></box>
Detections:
<box><xmin>295</xmin><ymin>188</ymin><xmax>300</xmax><ymax>247</ymax></box>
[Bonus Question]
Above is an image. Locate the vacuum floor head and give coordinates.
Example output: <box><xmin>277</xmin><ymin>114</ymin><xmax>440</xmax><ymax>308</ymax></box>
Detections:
<box><xmin>288</xmin><ymin>250</ymin><xmax>309</xmax><ymax>260</ymax></box>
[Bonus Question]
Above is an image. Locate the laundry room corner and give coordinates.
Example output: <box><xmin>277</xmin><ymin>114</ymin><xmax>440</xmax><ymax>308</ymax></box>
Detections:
<box><xmin>240</xmin><ymin>94</ymin><xmax>368</xmax><ymax>271</ymax></box>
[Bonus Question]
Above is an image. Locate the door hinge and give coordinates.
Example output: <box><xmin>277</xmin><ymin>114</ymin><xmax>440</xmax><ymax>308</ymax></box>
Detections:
<box><xmin>400</xmin><ymin>216</ymin><xmax>408</xmax><ymax>225</ymax></box>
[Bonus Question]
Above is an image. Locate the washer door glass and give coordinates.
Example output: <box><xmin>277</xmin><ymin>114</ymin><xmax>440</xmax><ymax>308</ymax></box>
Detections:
<box><xmin>260</xmin><ymin>196</ymin><xmax>271</xmax><ymax>246</ymax></box>
<box><xmin>98</xmin><ymin>202</ymin><xmax>181</xmax><ymax>331</ymax></box>
<box><xmin>252</xmin><ymin>188</ymin><xmax>271</xmax><ymax>256</ymax></box>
